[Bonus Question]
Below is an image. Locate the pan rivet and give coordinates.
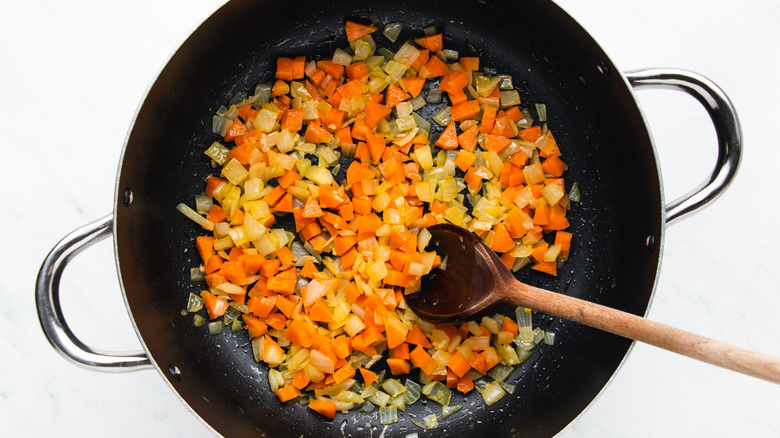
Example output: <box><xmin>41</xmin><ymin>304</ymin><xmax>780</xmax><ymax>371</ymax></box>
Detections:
<box><xmin>123</xmin><ymin>187</ymin><xmax>133</xmax><ymax>207</ymax></box>
<box><xmin>596</xmin><ymin>59</ymin><xmax>610</xmax><ymax>75</ymax></box>
<box><xmin>168</xmin><ymin>365</ymin><xmax>182</xmax><ymax>381</ymax></box>
<box><xmin>646</xmin><ymin>234</ymin><xmax>656</xmax><ymax>251</ymax></box>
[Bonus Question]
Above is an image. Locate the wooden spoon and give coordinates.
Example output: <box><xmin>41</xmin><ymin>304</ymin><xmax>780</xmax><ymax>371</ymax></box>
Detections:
<box><xmin>405</xmin><ymin>223</ymin><xmax>780</xmax><ymax>384</ymax></box>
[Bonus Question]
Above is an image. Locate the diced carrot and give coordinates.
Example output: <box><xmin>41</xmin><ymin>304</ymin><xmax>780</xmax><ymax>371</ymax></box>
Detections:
<box><xmin>241</xmin><ymin>314</ymin><xmax>268</xmax><ymax>338</ymax></box>
<box><xmin>317</xmin><ymin>59</ymin><xmax>344</xmax><ymax>79</ymax></box>
<box><xmin>309</xmin><ymin>399</ymin><xmax>337</xmax><ymax>419</ymax></box>
<box><xmin>480</xmin><ymin>106</ymin><xmax>498</xmax><ymax>133</ymax></box>
<box><xmin>414</xmin><ymin>33</ymin><xmax>443</xmax><ymax>52</ymax></box>
<box><xmin>307</xmin><ymin>67</ymin><xmax>327</xmax><ymax>86</ymax></box>
<box><xmin>201</xmin><ymin>290</ymin><xmax>228</xmax><ymax>320</ymax></box>
<box><xmin>366</xmin><ymin>131</ymin><xmax>386</xmax><ymax>163</ymax></box>
<box><xmin>290</xmin><ymin>56</ymin><xmax>306</xmax><ymax>80</ymax></box>
<box><xmin>364</xmin><ymin>100</ymin><xmax>392</xmax><ymax>128</ymax></box>
<box><xmin>309</xmin><ymin>298</ymin><xmax>334</xmax><ymax>323</ymax></box>
<box><xmin>351</xmin><ymin>196</ymin><xmax>372</xmax><ymax>216</ymax></box>
<box><xmin>219</xmin><ymin>260</ymin><xmax>247</xmax><ymax>285</ymax></box>
<box><xmin>546</xmin><ymin>203</ymin><xmax>570</xmax><ymax>231</ymax></box>
<box><xmin>532</xmin><ymin>260</ymin><xmax>557</xmax><ymax>276</ymax></box>
<box><xmin>205</xmin><ymin>176</ymin><xmax>227</xmax><ymax>198</ymax></box>
<box><xmin>383</xmin><ymin>269</ymin><xmax>412</xmax><ymax>287</ymax></box>
<box><xmin>398</xmin><ymin>76</ymin><xmax>426</xmax><ymax>98</ymax></box>
<box><xmin>555</xmin><ymin>230</ymin><xmax>573</xmax><ymax>259</ymax></box>
<box><xmin>304</xmin><ymin>121</ymin><xmax>334</xmax><ymax>143</ymax></box>
<box><xmin>384</xmin><ymin>84</ymin><xmax>411</xmax><ymax>108</ymax></box>
<box><xmin>490</xmin><ymin>223</ymin><xmax>515</xmax><ymax>253</ymax></box>
<box><xmin>236</xmin><ymin>104</ymin><xmax>258</xmax><ymax>122</ymax></box>
<box><xmin>290</xmin><ymin>370</ymin><xmax>310</xmax><ymax>390</ymax></box>
<box><xmin>302</xmin><ymin>196</ymin><xmax>324</xmax><ymax>219</ymax></box>
<box><xmin>438</xmin><ymin>70</ymin><xmax>470</xmax><ymax>94</ymax></box>
<box><xmin>276</xmin><ymin>385</ymin><xmax>301</xmax><ymax>403</ymax></box>
<box><xmin>410</xmin><ymin>49</ymin><xmax>430</xmax><ymax>72</ymax></box>
<box><xmin>345</xmin><ymin>61</ymin><xmax>368</xmax><ymax>80</ymax></box>
<box><xmin>446</xmin><ymin>369</ymin><xmax>458</xmax><ymax>389</ymax></box>
<box><xmin>358</xmin><ymin>367</ymin><xmax>378</xmax><ymax>387</ymax></box>
<box><xmin>533</xmin><ymin>198</ymin><xmax>550</xmax><ymax>226</ymax></box>
<box><xmin>345</xmin><ymin>20</ymin><xmax>377</xmax><ymax>42</ymax></box>
<box><xmin>383</xmin><ymin>314</ymin><xmax>409</xmax><ymax>349</ymax></box>
<box><xmin>463</xmin><ymin>167</ymin><xmax>483</xmax><ymax>191</ymax></box>
<box><xmin>203</xmin><ymin>254</ymin><xmax>224</xmax><ymax>274</ymax></box>
<box><xmin>457</xmin><ymin>124</ymin><xmax>479</xmax><ymax>151</ymax></box>
<box><xmin>273</xmin><ymin>295</ymin><xmax>295</xmax><ymax>318</ymax></box>
<box><xmin>434</xmin><ymin>121</ymin><xmax>458</xmax><ymax>149</ymax></box>
<box><xmin>338</xmin><ymin>202</ymin><xmax>354</xmax><ymax>221</ymax></box>
<box><xmin>262</xmin><ymin>185</ymin><xmax>287</xmax><ymax>207</ymax></box>
<box><xmin>419</xmin><ymin>54</ymin><xmax>449</xmax><ymax>79</ymax></box>
<box><xmin>268</xmin><ymin>275</ymin><xmax>296</xmax><ymax>295</ymax></box>
<box><xmin>387</xmin><ymin>358</ymin><xmax>411</xmax><ymax>375</ymax></box>
<box><xmin>273</xmin><ymin>193</ymin><xmax>293</xmax><ymax>213</ymax></box>
<box><xmin>224</xmin><ymin>118</ymin><xmax>248</xmax><ymax>142</ymax></box>
<box><xmin>541</xmin><ymin>155</ymin><xmax>566</xmax><ymax>177</ymax></box>
<box><xmin>336</xmin><ymin>79</ymin><xmax>368</xmax><ymax>99</ymax></box>
<box><xmin>519</xmin><ymin>125</ymin><xmax>543</xmax><ymax>142</ymax></box>
<box><xmin>332</xmin><ymin>362</ymin><xmax>356</xmax><ymax>383</ymax></box>
<box><xmin>484</xmin><ymin>133</ymin><xmax>513</xmax><ymax>153</ymax></box>
<box><xmin>410</xmin><ymin>345</ymin><xmax>437</xmax><ymax>375</ymax></box>
<box><xmin>228</xmin><ymin>209</ymin><xmax>245</xmax><ymax>226</ymax></box>
<box><xmin>286</xmin><ymin>319</ymin><xmax>314</xmax><ymax>348</ymax></box>
<box><xmin>333</xmin><ymin>234</ymin><xmax>357</xmax><ymax>256</ymax></box>
<box><xmin>459</xmin><ymin>56</ymin><xmax>480</xmax><ymax>71</ymax></box>
<box><xmin>195</xmin><ymin>236</ymin><xmax>215</xmax><ymax>264</ymax></box>
<box><xmin>247</xmin><ymin>296</ymin><xmax>275</xmax><ymax>318</ymax></box>
<box><xmin>446</xmin><ymin>351</ymin><xmax>472</xmax><ymax>378</ymax></box>
<box><xmin>456</xmin><ymin>374</ymin><xmax>474</xmax><ymax>393</ymax></box>
<box><xmin>390</xmin><ymin>342</ymin><xmax>410</xmax><ymax>360</ymax></box>
<box><xmin>451</xmin><ymin>100</ymin><xmax>481</xmax><ymax>122</ymax></box>
<box><xmin>272</xmin><ymin>79</ymin><xmax>290</xmax><ymax>98</ymax></box>
<box><xmin>275</xmin><ymin>57</ymin><xmax>294</xmax><ymax>81</ymax></box>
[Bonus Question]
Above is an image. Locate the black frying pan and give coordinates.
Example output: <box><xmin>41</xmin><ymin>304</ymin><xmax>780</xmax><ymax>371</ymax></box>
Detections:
<box><xmin>37</xmin><ymin>0</ymin><xmax>741</xmax><ymax>436</ymax></box>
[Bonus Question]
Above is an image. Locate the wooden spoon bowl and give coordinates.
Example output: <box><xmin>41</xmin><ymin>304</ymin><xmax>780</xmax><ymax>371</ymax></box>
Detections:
<box><xmin>406</xmin><ymin>224</ymin><xmax>780</xmax><ymax>384</ymax></box>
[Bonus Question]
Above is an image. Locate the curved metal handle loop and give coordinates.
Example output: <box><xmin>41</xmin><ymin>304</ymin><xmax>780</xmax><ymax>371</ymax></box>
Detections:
<box><xmin>36</xmin><ymin>214</ymin><xmax>152</xmax><ymax>372</ymax></box>
<box><xmin>626</xmin><ymin>68</ymin><xmax>742</xmax><ymax>225</ymax></box>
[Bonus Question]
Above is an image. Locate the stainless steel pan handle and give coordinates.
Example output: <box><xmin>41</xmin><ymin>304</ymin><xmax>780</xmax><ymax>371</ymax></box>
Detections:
<box><xmin>626</xmin><ymin>68</ymin><xmax>742</xmax><ymax>225</ymax></box>
<box><xmin>36</xmin><ymin>214</ymin><xmax>152</xmax><ymax>371</ymax></box>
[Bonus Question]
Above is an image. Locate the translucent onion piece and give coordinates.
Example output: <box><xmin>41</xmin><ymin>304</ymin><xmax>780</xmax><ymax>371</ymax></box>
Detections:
<box><xmin>187</xmin><ymin>292</ymin><xmax>204</xmax><ymax>312</ymax></box>
<box><xmin>480</xmin><ymin>381</ymin><xmax>506</xmax><ymax>406</ymax></box>
<box><xmin>379</xmin><ymin>405</ymin><xmax>398</xmax><ymax>424</ymax></box>
<box><xmin>333</xmin><ymin>48</ymin><xmax>353</xmax><ymax>66</ymax></box>
<box><xmin>404</xmin><ymin>379</ymin><xmax>421</xmax><ymax>405</ymax></box>
<box><xmin>190</xmin><ymin>268</ymin><xmax>205</xmax><ymax>282</ymax></box>
<box><xmin>515</xmin><ymin>307</ymin><xmax>534</xmax><ymax>343</ymax></box>
<box><xmin>204</xmin><ymin>141</ymin><xmax>229</xmax><ymax>166</ymax></box>
<box><xmin>207</xmin><ymin>321</ymin><xmax>223</xmax><ymax>336</ymax></box>
<box><xmin>535</xmin><ymin>103</ymin><xmax>547</xmax><ymax>122</ymax></box>
<box><xmin>442</xmin><ymin>404</ymin><xmax>462</xmax><ymax>419</ymax></box>
<box><xmin>176</xmin><ymin>203</ymin><xmax>214</xmax><ymax>231</ymax></box>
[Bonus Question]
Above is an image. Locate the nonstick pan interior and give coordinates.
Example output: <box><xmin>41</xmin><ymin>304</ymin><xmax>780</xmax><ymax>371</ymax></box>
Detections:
<box><xmin>114</xmin><ymin>0</ymin><xmax>663</xmax><ymax>436</ymax></box>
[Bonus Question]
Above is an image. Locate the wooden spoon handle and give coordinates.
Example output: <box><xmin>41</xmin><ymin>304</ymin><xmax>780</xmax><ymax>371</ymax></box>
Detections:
<box><xmin>508</xmin><ymin>282</ymin><xmax>780</xmax><ymax>385</ymax></box>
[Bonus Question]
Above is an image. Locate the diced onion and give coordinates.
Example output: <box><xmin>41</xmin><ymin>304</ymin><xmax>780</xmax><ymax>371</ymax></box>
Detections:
<box><xmin>379</xmin><ymin>405</ymin><xmax>398</xmax><ymax>424</ymax></box>
<box><xmin>442</xmin><ymin>404</ymin><xmax>462</xmax><ymax>419</ymax></box>
<box><xmin>208</xmin><ymin>321</ymin><xmax>223</xmax><ymax>336</ymax></box>
<box><xmin>480</xmin><ymin>381</ymin><xmax>506</xmax><ymax>406</ymax></box>
<box><xmin>187</xmin><ymin>292</ymin><xmax>204</xmax><ymax>312</ymax></box>
<box><xmin>176</xmin><ymin>203</ymin><xmax>214</xmax><ymax>231</ymax></box>
<box><xmin>404</xmin><ymin>379</ymin><xmax>421</xmax><ymax>405</ymax></box>
<box><xmin>333</xmin><ymin>48</ymin><xmax>352</xmax><ymax>66</ymax></box>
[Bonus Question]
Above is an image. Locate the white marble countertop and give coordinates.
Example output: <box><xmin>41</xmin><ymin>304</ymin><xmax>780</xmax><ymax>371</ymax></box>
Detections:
<box><xmin>2</xmin><ymin>0</ymin><xmax>779</xmax><ymax>436</ymax></box>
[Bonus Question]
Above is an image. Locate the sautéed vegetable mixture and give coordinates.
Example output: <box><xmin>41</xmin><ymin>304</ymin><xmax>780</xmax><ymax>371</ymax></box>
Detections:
<box><xmin>177</xmin><ymin>19</ymin><xmax>574</xmax><ymax>427</ymax></box>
